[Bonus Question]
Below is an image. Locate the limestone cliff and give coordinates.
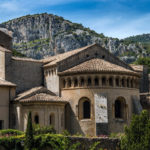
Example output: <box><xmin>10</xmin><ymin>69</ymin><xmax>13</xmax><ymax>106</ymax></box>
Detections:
<box><xmin>0</xmin><ymin>13</ymin><xmax>148</xmax><ymax>63</ymax></box>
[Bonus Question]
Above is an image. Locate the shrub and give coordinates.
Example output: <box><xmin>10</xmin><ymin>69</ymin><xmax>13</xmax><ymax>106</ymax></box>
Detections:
<box><xmin>33</xmin><ymin>124</ymin><xmax>56</xmax><ymax>135</ymax></box>
<box><xmin>121</xmin><ymin>110</ymin><xmax>150</xmax><ymax>150</ymax></box>
<box><xmin>0</xmin><ymin>129</ymin><xmax>24</xmax><ymax>136</ymax></box>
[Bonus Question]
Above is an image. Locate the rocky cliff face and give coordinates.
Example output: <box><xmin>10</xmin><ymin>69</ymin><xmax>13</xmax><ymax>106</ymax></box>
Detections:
<box><xmin>0</xmin><ymin>13</ymin><xmax>148</xmax><ymax>63</ymax></box>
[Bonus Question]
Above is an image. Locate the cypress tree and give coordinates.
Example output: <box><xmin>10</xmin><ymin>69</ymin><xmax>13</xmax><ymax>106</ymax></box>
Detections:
<box><xmin>25</xmin><ymin>111</ymin><xmax>34</xmax><ymax>150</ymax></box>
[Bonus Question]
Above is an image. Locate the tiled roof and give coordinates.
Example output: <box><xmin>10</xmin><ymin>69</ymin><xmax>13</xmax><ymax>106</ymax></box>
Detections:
<box><xmin>43</xmin><ymin>44</ymin><xmax>95</xmax><ymax>67</ymax></box>
<box><xmin>19</xmin><ymin>93</ymin><xmax>67</xmax><ymax>103</ymax></box>
<box><xmin>0</xmin><ymin>78</ymin><xmax>16</xmax><ymax>87</ymax></box>
<box><xmin>15</xmin><ymin>86</ymin><xmax>67</xmax><ymax>103</ymax></box>
<box><xmin>59</xmin><ymin>58</ymin><xmax>139</xmax><ymax>75</ymax></box>
<box><xmin>130</xmin><ymin>64</ymin><xmax>144</xmax><ymax>72</ymax></box>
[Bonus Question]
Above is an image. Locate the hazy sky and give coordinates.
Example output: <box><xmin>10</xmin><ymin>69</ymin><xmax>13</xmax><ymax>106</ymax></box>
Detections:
<box><xmin>0</xmin><ymin>0</ymin><xmax>150</xmax><ymax>39</ymax></box>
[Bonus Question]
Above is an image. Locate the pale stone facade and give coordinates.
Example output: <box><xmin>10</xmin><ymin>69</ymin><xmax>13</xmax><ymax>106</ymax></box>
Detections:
<box><xmin>0</xmin><ymin>28</ymin><xmax>148</xmax><ymax>136</ymax></box>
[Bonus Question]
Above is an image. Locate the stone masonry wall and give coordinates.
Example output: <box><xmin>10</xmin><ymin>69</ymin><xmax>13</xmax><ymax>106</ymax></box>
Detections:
<box><xmin>6</xmin><ymin>59</ymin><xmax>43</xmax><ymax>94</ymax></box>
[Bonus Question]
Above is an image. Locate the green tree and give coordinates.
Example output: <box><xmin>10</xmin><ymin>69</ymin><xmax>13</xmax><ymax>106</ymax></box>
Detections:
<box><xmin>121</xmin><ymin>110</ymin><xmax>150</xmax><ymax>150</ymax></box>
<box><xmin>25</xmin><ymin>111</ymin><xmax>34</xmax><ymax>150</ymax></box>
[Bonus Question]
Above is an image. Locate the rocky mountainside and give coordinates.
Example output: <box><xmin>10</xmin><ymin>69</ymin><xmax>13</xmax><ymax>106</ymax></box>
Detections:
<box><xmin>0</xmin><ymin>13</ymin><xmax>149</xmax><ymax>63</ymax></box>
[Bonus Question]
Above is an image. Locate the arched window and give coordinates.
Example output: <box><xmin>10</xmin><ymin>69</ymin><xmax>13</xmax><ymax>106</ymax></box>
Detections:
<box><xmin>74</xmin><ymin>78</ymin><xmax>78</xmax><ymax>87</ymax></box>
<box><xmin>49</xmin><ymin>113</ymin><xmax>55</xmax><ymax>127</ymax></box>
<box><xmin>63</xmin><ymin>79</ymin><xmax>66</xmax><ymax>88</ymax></box>
<box><xmin>78</xmin><ymin>97</ymin><xmax>91</xmax><ymax>119</ymax></box>
<box><xmin>127</xmin><ymin>78</ymin><xmax>129</xmax><ymax>88</ymax></box>
<box><xmin>68</xmin><ymin>78</ymin><xmax>71</xmax><ymax>87</ymax></box>
<box><xmin>81</xmin><ymin>78</ymin><xmax>84</xmax><ymax>87</ymax></box>
<box><xmin>102</xmin><ymin>77</ymin><xmax>106</xmax><ymax>86</ymax></box>
<box><xmin>95</xmin><ymin>77</ymin><xmax>99</xmax><ymax>86</ymax></box>
<box><xmin>122</xmin><ymin>78</ymin><xmax>125</xmax><ymax>87</ymax></box>
<box><xmin>114</xmin><ymin>97</ymin><xmax>126</xmax><ymax>119</ymax></box>
<box><xmin>83</xmin><ymin>101</ymin><xmax>90</xmax><ymax>118</ymax></box>
<box><xmin>116</xmin><ymin>78</ymin><xmax>119</xmax><ymax>87</ymax></box>
<box><xmin>131</xmin><ymin>79</ymin><xmax>133</xmax><ymax>88</ymax></box>
<box><xmin>34</xmin><ymin>115</ymin><xmax>39</xmax><ymax>124</ymax></box>
<box><xmin>87</xmin><ymin>77</ymin><xmax>92</xmax><ymax>86</ymax></box>
<box><xmin>109</xmin><ymin>77</ymin><xmax>113</xmax><ymax>86</ymax></box>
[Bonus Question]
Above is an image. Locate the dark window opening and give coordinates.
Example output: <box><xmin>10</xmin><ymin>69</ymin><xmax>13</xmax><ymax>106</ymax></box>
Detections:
<box><xmin>68</xmin><ymin>79</ymin><xmax>71</xmax><ymax>87</ymax></box>
<box><xmin>95</xmin><ymin>77</ymin><xmax>99</xmax><ymax>86</ymax></box>
<box><xmin>122</xmin><ymin>79</ymin><xmax>125</xmax><ymax>87</ymax></box>
<box><xmin>116</xmin><ymin>78</ymin><xmax>119</xmax><ymax>87</ymax></box>
<box><xmin>109</xmin><ymin>77</ymin><xmax>113</xmax><ymax>86</ymax></box>
<box><xmin>74</xmin><ymin>78</ymin><xmax>78</xmax><ymax>87</ymax></box>
<box><xmin>81</xmin><ymin>78</ymin><xmax>84</xmax><ymax>86</ymax></box>
<box><xmin>87</xmin><ymin>78</ymin><xmax>92</xmax><ymax>86</ymax></box>
<box><xmin>102</xmin><ymin>55</ymin><xmax>105</xmax><ymax>59</ymax></box>
<box><xmin>102</xmin><ymin>77</ymin><xmax>106</xmax><ymax>86</ymax></box>
<box><xmin>131</xmin><ymin>80</ymin><xmax>133</xmax><ymax>88</ymax></box>
<box><xmin>115</xmin><ymin>100</ymin><xmax>122</xmax><ymax>118</ymax></box>
<box><xmin>86</xmin><ymin>54</ymin><xmax>89</xmax><ymax>58</ymax></box>
<box><xmin>49</xmin><ymin>114</ymin><xmax>55</xmax><ymax>126</ymax></box>
<box><xmin>63</xmin><ymin>79</ymin><xmax>66</xmax><ymax>88</ymax></box>
<box><xmin>0</xmin><ymin>120</ymin><xmax>4</xmax><ymax>129</ymax></box>
<box><xmin>34</xmin><ymin>115</ymin><xmax>39</xmax><ymax>124</ymax></box>
<box><xmin>95</xmin><ymin>53</ymin><xmax>98</xmax><ymax>57</ymax></box>
<box><xmin>127</xmin><ymin>79</ymin><xmax>129</xmax><ymax>87</ymax></box>
<box><xmin>83</xmin><ymin>101</ymin><xmax>90</xmax><ymax>119</ymax></box>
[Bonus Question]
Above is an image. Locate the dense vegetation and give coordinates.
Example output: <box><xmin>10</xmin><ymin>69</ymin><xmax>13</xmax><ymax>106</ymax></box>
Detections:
<box><xmin>121</xmin><ymin>110</ymin><xmax>150</xmax><ymax>150</ymax></box>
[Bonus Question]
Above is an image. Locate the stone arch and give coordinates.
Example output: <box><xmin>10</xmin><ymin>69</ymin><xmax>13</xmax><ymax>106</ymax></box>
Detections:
<box><xmin>78</xmin><ymin>97</ymin><xmax>91</xmax><ymax>120</ymax></box>
<box><xmin>114</xmin><ymin>97</ymin><xmax>127</xmax><ymax>120</ymax></box>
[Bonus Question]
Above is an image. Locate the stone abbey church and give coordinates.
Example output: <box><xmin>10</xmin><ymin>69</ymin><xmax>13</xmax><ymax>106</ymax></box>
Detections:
<box><xmin>0</xmin><ymin>28</ymin><xmax>149</xmax><ymax>136</ymax></box>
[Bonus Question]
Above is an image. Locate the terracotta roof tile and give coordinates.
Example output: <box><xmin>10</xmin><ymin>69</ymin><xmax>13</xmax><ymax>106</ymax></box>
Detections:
<box><xmin>19</xmin><ymin>93</ymin><xmax>67</xmax><ymax>103</ymax></box>
<box><xmin>59</xmin><ymin>58</ymin><xmax>139</xmax><ymax>75</ymax></box>
<box><xmin>130</xmin><ymin>64</ymin><xmax>144</xmax><ymax>72</ymax></box>
<box><xmin>43</xmin><ymin>44</ymin><xmax>95</xmax><ymax>67</ymax></box>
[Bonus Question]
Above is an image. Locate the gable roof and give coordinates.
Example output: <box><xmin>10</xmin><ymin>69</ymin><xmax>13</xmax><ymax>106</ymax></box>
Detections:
<box><xmin>43</xmin><ymin>44</ymin><xmax>94</xmax><ymax>67</ymax></box>
<box><xmin>43</xmin><ymin>44</ymin><xmax>132</xmax><ymax>71</ymax></box>
<box><xmin>0</xmin><ymin>78</ymin><xmax>16</xmax><ymax>87</ymax></box>
<box><xmin>59</xmin><ymin>58</ymin><xmax>139</xmax><ymax>76</ymax></box>
<box><xmin>14</xmin><ymin>86</ymin><xmax>67</xmax><ymax>103</ymax></box>
<box><xmin>130</xmin><ymin>64</ymin><xmax>144</xmax><ymax>72</ymax></box>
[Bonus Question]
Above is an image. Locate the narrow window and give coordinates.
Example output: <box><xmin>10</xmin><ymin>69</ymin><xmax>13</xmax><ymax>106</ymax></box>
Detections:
<box><xmin>127</xmin><ymin>79</ymin><xmax>129</xmax><ymax>87</ymax></box>
<box><xmin>0</xmin><ymin>120</ymin><xmax>4</xmax><ymax>129</ymax></box>
<box><xmin>95</xmin><ymin>77</ymin><xmax>99</xmax><ymax>86</ymax></box>
<box><xmin>122</xmin><ymin>79</ymin><xmax>125</xmax><ymax>87</ymax></box>
<box><xmin>63</xmin><ymin>79</ymin><xmax>66</xmax><ymax>88</ymax></box>
<box><xmin>74</xmin><ymin>78</ymin><xmax>78</xmax><ymax>87</ymax></box>
<box><xmin>87</xmin><ymin>78</ymin><xmax>91</xmax><ymax>86</ymax></box>
<box><xmin>34</xmin><ymin>115</ymin><xmax>39</xmax><ymax>124</ymax></box>
<box><xmin>68</xmin><ymin>78</ymin><xmax>71</xmax><ymax>87</ymax></box>
<box><xmin>109</xmin><ymin>77</ymin><xmax>113</xmax><ymax>86</ymax></box>
<box><xmin>49</xmin><ymin>114</ymin><xmax>55</xmax><ymax>127</ymax></box>
<box><xmin>102</xmin><ymin>77</ymin><xmax>106</xmax><ymax>86</ymax></box>
<box><xmin>81</xmin><ymin>78</ymin><xmax>84</xmax><ymax>87</ymax></box>
<box><xmin>116</xmin><ymin>78</ymin><xmax>119</xmax><ymax>87</ymax></box>
<box><xmin>115</xmin><ymin>100</ymin><xmax>121</xmax><ymax>118</ymax></box>
<box><xmin>83</xmin><ymin>101</ymin><xmax>90</xmax><ymax>119</ymax></box>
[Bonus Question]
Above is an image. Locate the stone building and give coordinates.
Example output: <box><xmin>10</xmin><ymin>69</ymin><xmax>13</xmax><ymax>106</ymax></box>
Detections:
<box><xmin>0</xmin><ymin>28</ymin><xmax>148</xmax><ymax>136</ymax></box>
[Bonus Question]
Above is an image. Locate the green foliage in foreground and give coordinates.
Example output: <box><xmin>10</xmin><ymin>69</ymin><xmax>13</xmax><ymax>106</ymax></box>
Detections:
<box><xmin>121</xmin><ymin>110</ymin><xmax>150</xmax><ymax>150</ymax></box>
<box><xmin>0</xmin><ymin>129</ymin><xmax>23</xmax><ymax>136</ymax></box>
<box><xmin>25</xmin><ymin>112</ymin><xmax>34</xmax><ymax>150</ymax></box>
